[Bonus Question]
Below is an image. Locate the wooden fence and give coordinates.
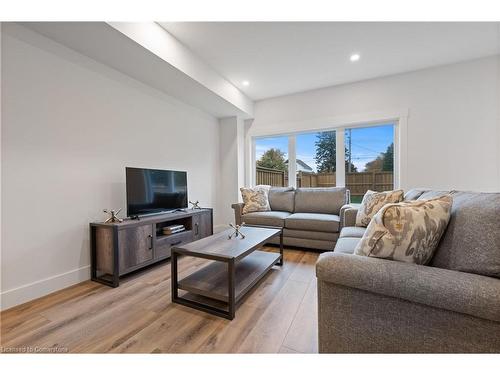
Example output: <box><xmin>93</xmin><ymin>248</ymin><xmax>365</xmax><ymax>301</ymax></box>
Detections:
<box><xmin>256</xmin><ymin>166</ymin><xmax>393</xmax><ymax>198</ymax></box>
<box><xmin>256</xmin><ymin>166</ymin><xmax>286</xmax><ymax>187</ymax></box>
<box><xmin>346</xmin><ymin>171</ymin><xmax>393</xmax><ymax>196</ymax></box>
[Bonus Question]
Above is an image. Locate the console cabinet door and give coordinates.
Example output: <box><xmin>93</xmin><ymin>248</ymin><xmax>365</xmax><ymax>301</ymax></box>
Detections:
<box><xmin>193</xmin><ymin>210</ymin><xmax>213</xmax><ymax>241</ymax></box>
<box><xmin>118</xmin><ymin>224</ymin><xmax>154</xmax><ymax>274</ymax></box>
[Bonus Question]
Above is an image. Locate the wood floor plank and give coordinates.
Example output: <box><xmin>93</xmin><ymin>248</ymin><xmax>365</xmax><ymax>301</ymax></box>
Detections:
<box><xmin>110</xmin><ymin>304</ymin><xmax>219</xmax><ymax>353</ymax></box>
<box><xmin>72</xmin><ymin>309</ymin><xmax>160</xmax><ymax>353</ymax></box>
<box><xmin>288</xmin><ymin>251</ymin><xmax>319</xmax><ymax>283</ymax></box>
<box><xmin>0</xmin><ymin>314</ymin><xmax>51</xmax><ymax>344</ymax></box>
<box><xmin>0</xmin><ymin>281</ymin><xmax>104</xmax><ymax>332</ymax></box>
<box><xmin>282</xmin><ymin>278</ymin><xmax>318</xmax><ymax>353</ymax></box>
<box><xmin>0</xmin><ymin>246</ymin><xmax>320</xmax><ymax>353</ymax></box>
<box><xmin>235</xmin><ymin>279</ymin><xmax>309</xmax><ymax>353</ymax></box>
<box><xmin>279</xmin><ymin>345</ymin><xmax>301</xmax><ymax>353</ymax></box>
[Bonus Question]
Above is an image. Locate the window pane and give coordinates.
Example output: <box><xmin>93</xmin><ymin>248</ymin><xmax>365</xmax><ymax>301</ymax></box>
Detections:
<box><xmin>345</xmin><ymin>124</ymin><xmax>395</xmax><ymax>202</ymax></box>
<box><xmin>255</xmin><ymin>136</ymin><xmax>288</xmax><ymax>187</ymax></box>
<box><xmin>295</xmin><ymin>130</ymin><xmax>336</xmax><ymax>187</ymax></box>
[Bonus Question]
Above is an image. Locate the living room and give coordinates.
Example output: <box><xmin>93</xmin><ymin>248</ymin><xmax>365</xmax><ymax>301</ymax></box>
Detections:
<box><xmin>1</xmin><ymin>0</ymin><xmax>500</xmax><ymax>373</ymax></box>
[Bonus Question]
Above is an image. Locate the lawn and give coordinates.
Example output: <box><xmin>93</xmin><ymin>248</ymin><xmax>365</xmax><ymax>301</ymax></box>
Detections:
<box><xmin>351</xmin><ymin>195</ymin><xmax>363</xmax><ymax>204</ymax></box>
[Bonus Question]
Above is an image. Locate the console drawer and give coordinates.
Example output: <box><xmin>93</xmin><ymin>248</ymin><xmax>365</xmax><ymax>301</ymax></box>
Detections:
<box><xmin>155</xmin><ymin>230</ymin><xmax>193</xmax><ymax>259</ymax></box>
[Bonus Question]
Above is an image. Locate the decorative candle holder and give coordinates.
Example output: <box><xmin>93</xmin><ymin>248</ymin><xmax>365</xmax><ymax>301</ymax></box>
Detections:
<box><xmin>103</xmin><ymin>208</ymin><xmax>123</xmax><ymax>223</ymax></box>
<box><xmin>228</xmin><ymin>222</ymin><xmax>246</xmax><ymax>239</ymax></box>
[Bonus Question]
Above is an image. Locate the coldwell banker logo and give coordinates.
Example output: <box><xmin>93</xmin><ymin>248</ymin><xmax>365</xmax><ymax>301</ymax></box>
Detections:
<box><xmin>0</xmin><ymin>346</ymin><xmax>69</xmax><ymax>353</ymax></box>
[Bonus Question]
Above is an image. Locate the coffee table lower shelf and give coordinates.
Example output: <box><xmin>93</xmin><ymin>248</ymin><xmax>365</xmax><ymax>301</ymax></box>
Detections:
<box><xmin>172</xmin><ymin>250</ymin><xmax>281</xmax><ymax>319</ymax></box>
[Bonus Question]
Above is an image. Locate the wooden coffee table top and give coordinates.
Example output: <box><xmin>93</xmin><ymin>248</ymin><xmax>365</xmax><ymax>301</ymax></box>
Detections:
<box><xmin>172</xmin><ymin>225</ymin><xmax>281</xmax><ymax>261</ymax></box>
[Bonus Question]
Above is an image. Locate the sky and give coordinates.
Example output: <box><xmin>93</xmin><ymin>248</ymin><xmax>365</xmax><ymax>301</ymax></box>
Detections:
<box><xmin>255</xmin><ymin>123</ymin><xmax>394</xmax><ymax>172</ymax></box>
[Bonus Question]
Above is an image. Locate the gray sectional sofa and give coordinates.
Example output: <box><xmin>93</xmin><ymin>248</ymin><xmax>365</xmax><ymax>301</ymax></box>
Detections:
<box><xmin>232</xmin><ymin>187</ymin><xmax>349</xmax><ymax>251</ymax></box>
<box><xmin>317</xmin><ymin>189</ymin><xmax>500</xmax><ymax>353</ymax></box>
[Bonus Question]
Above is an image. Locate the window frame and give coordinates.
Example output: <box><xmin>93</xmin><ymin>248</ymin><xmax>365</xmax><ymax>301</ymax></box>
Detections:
<box><xmin>248</xmin><ymin>110</ymin><xmax>407</xmax><ymax>190</ymax></box>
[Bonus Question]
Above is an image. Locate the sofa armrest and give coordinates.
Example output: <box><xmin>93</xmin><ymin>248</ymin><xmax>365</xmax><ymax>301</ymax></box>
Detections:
<box><xmin>316</xmin><ymin>252</ymin><xmax>500</xmax><ymax>322</ymax></box>
<box><xmin>231</xmin><ymin>203</ymin><xmax>245</xmax><ymax>225</ymax></box>
<box><xmin>339</xmin><ymin>203</ymin><xmax>360</xmax><ymax>228</ymax></box>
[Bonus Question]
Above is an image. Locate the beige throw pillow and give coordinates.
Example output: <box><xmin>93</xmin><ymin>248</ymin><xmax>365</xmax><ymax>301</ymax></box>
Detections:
<box><xmin>354</xmin><ymin>195</ymin><xmax>453</xmax><ymax>265</ymax></box>
<box><xmin>240</xmin><ymin>185</ymin><xmax>271</xmax><ymax>215</ymax></box>
<box><xmin>356</xmin><ymin>189</ymin><xmax>404</xmax><ymax>227</ymax></box>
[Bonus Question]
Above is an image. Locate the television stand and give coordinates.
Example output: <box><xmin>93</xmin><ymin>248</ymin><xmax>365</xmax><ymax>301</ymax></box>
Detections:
<box><xmin>90</xmin><ymin>208</ymin><xmax>213</xmax><ymax>287</ymax></box>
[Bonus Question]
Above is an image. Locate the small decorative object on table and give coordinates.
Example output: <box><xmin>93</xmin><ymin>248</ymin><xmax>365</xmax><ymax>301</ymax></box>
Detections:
<box><xmin>103</xmin><ymin>208</ymin><xmax>123</xmax><ymax>223</ymax></box>
<box><xmin>189</xmin><ymin>200</ymin><xmax>201</xmax><ymax>209</ymax></box>
<box><xmin>227</xmin><ymin>222</ymin><xmax>246</xmax><ymax>239</ymax></box>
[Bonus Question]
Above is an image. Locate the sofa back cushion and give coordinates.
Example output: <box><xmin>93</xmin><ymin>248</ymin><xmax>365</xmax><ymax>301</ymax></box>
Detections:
<box><xmin>404</xmin><ymin>188</ymin><xmax>428</xmax><ymax>201</ymax></box>
<box><xmin>268</xmin><ymin>187</ymin><xmax>295</xmax><ymax>212</ymax></box>
<box><xmin>418</xmin><ymin>190</ymin><xmax>452</xmax><ymax>200</ymax></box>
<box><xmin>431</xmin><ymin>191</ymin><xmax>500</xmax><ymax>278</ymax></box>
<box><xmin>294</xmin><ymin>187</ymin><xmax>346</xmax><ymax>215</ymax></box>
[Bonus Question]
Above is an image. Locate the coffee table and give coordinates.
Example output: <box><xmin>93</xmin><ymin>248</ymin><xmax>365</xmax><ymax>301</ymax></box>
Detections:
<box><xmin>171</xmin><ymin>225</ymin><xmax>283</xmax><ymax>320</ymax></box>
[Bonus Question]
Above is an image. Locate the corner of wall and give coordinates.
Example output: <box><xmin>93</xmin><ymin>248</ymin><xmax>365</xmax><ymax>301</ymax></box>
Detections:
<box><xmin>216</xmin><ymin>116</ymin><xmax>246</xmax><ymax>226</ymax></box>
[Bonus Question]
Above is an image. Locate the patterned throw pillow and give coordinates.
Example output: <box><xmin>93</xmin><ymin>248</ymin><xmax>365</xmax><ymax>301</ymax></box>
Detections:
<box><xmin>354</xmin><ymin>195</ymin><xmax>453</xmax><ymax>265</ymax></box>
<box><xmin>356</xmin><ymin>189</ymin><xmax>404</xmax><ymax>227</ymax></box>
<box><xmin>240</xmin><ymin>185</ymin><xmax>271</xmax><ymax>215</ymax></box>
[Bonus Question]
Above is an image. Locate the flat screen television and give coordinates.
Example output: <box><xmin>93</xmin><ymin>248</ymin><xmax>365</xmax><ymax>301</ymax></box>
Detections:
<box><xmin>126</xmin><ymin>167</ymin><xmax>188</xmax><ymax>217</ymax></box>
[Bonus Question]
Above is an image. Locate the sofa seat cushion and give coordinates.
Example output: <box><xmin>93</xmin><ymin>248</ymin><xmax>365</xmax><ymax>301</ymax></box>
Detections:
<box><xmin>294</xmin><ymin>187</ymin><xmax>347</xmax><ymax>215</ymax></box>
<box><xmin>284</xmin><ymin>228</ymin><xmax>339</xmax><ymax>242</ymax></box>
<box><xmin>333</xmin><ymin>237</ymin><xmax>361</xmax><ymax>254</ymax></box>
<box><xmin>285</xmin><ymin>213</ymin><xmax>340</xmax><ymax>232</ymax></box>
<box><xmin>242</xmin><ymin>211</ymin><xmax>291</xmax><ymax>227</ymax></box>
<box><xmin>339</xmin><ymin>226</ymin><xmax>366</xmax><ymax>238</ymax></box>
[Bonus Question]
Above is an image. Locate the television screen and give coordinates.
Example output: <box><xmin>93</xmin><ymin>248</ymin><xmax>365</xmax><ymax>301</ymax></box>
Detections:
<box><xmin>126</xmin><ymin>167</ymin><xmax>188</xmax><ymax>216</ymax></box>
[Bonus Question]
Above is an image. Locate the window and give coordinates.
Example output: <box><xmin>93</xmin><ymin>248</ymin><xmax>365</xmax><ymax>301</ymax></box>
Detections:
<box><xmin>252</xmin><ymin>123</ymin><xmax>397</xmax><ymax>196</ymax></box>
<box><xmin>255</xmin><ymin>136</ymin><xmax>288</xmax><ymax>187</ymax></box>
<box><xmin>345</xmin><ymin>124</ymin><xmax>395</xmax><ymax>203</ymax></box>
<box><xmin>296</xmin><ymin>131</ymin><xmax>337</xmax><ymax>187</ymax></box>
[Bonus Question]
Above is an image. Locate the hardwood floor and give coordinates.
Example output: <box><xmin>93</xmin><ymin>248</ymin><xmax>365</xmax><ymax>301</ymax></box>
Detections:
<box><xmin>0</xmin><ymin>247</ymin><xmax>319</xmax><ymax>353</ymax></box>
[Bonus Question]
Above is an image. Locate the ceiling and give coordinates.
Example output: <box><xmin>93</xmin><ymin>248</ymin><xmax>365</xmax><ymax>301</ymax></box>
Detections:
<box><xmin>159</xmin><ymin>22</ymin><xmax>500</xmax><ymax>101</ymax></box>
<box><xmin>22</xmin><ymin>22</ymin><xmax>253</xmax><ymax>118</ymax></box>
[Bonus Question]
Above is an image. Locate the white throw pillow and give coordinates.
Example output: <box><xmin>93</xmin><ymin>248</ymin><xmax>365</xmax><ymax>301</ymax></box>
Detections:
<box><xmin>240</xmin><ymin>185</ymin><xmax>271</xmax><ymax>215</ymax></box>
<box><xmin>354</xmin><ymin>195</ymin><xmax>453</xmax><ymax>265</ymax></box>
<box><xmin>356</xmin><ymin>189</ymin><xmax>404</xmax><ymax>227</ymax></box>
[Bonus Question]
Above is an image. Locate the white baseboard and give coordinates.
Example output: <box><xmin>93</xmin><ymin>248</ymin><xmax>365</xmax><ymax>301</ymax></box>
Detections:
<box><xmin>0</xmin><ymin>266</ymin><xmax>90</xmax><ymax>311</ymax></box>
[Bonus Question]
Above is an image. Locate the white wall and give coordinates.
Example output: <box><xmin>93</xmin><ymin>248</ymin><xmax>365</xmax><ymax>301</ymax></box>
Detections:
<box><xmin>497</xmin><ymin>55</ymin><xmax>500</xmax><ymax>189</ymax></box>
<box><xmin>218</xmin><ymin>116</ymin><xmax>245</xmax><ymax>227</ymax></box>
<box><xmin>1</xmin><ymin>24</ymin><xmax>220</xmax><ymax>309</ymax></box>
<box><xmin>249</xmin><ymin>56</ymin><xmax>500</xmax><ymax>192</ymax></box>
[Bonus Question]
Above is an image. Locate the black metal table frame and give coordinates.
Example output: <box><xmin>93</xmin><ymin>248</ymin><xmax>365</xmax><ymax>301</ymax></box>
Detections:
<box><xmin>171</xmin><ymin>225</ymin><xmax>283</xmax><ymax>320</ymax></box>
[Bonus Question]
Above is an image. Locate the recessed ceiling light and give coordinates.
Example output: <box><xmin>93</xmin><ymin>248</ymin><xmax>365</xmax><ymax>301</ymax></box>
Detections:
<box><xmin>350</xmin><ymin>54</ymin><xmax>360</xmax><ymax>62</ymax></box>
<box><xmin>242</xmin><ymin>80</ymin><xmax>250</xmax><ymax>86</ymax></box>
